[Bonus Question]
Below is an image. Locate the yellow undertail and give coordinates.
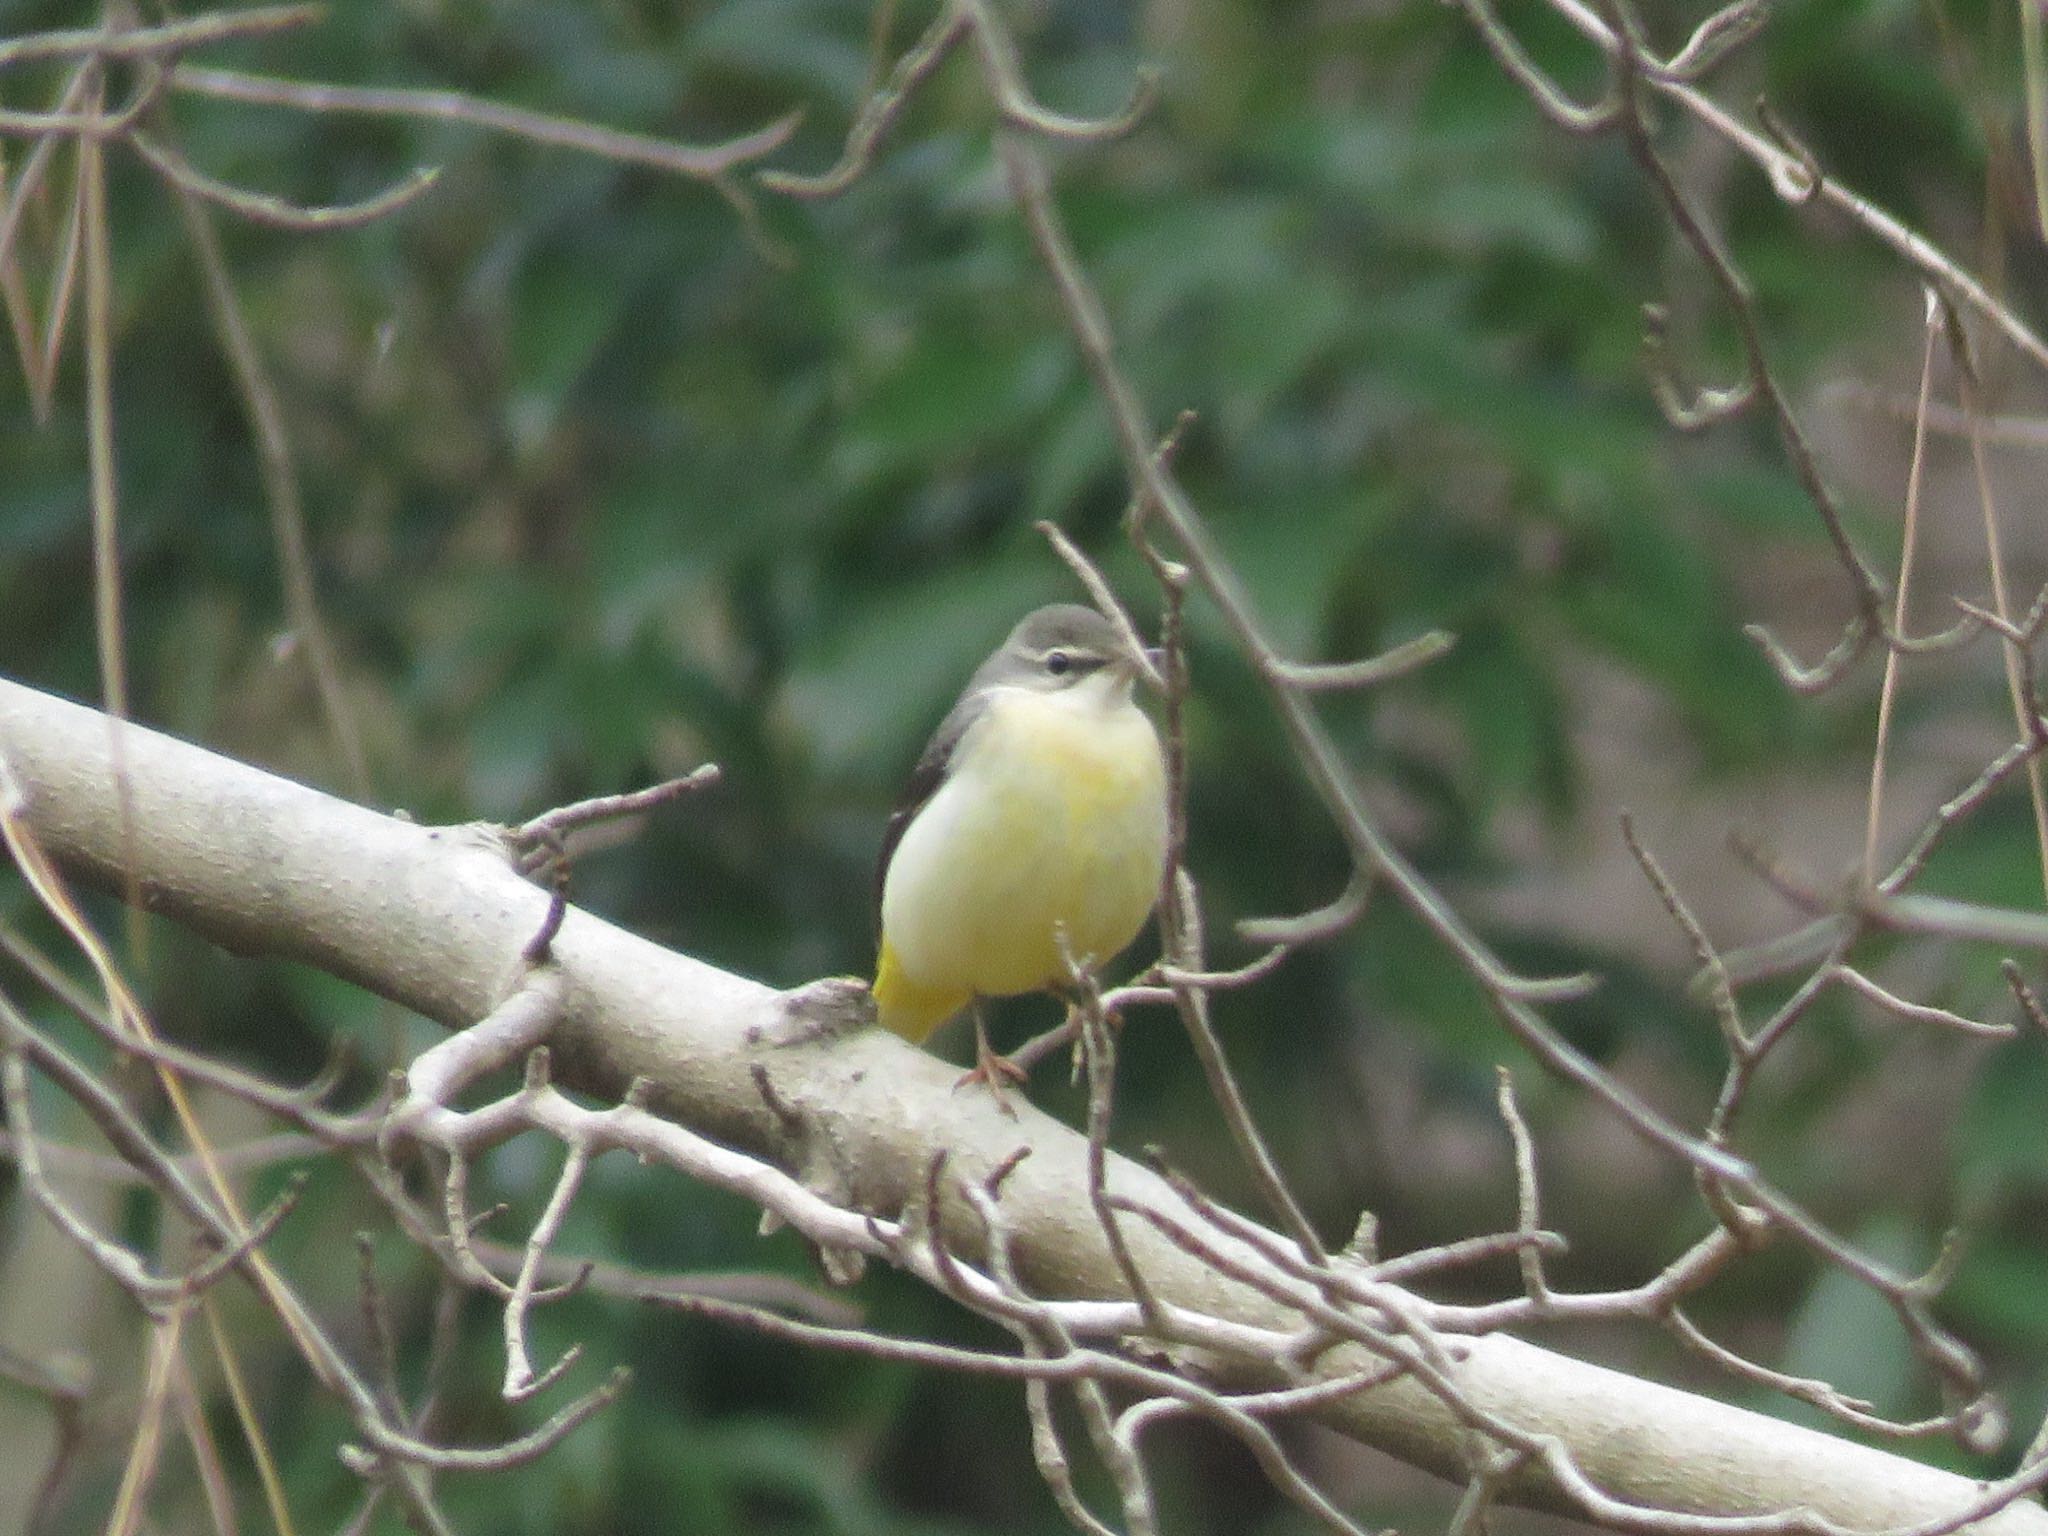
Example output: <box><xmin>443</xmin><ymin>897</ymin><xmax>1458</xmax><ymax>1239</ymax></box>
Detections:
<box><xmin>873</xmin><ymin>937</ymin><xmax>971</xmax><ymax>1043</ymax></box>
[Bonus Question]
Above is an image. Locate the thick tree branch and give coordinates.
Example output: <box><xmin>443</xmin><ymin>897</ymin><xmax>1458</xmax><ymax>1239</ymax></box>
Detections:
<box><xmin>0</xmin><ymin>676</ymin><xmax>2041</xmax><ymax>1535</ymax></box>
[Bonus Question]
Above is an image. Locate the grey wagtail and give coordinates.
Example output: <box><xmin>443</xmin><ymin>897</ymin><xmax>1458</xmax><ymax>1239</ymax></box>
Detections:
<box><xmin>872</xmin><ymin>604</ymin><xmax>1169</xmax><ymax>1077</ymax></box>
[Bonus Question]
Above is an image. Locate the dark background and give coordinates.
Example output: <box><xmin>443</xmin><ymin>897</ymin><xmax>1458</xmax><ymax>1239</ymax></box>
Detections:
<box><xmin>3</xmin><ymin>0</ymin><xmax>2047</xmax><ymax>1531</ymax></box>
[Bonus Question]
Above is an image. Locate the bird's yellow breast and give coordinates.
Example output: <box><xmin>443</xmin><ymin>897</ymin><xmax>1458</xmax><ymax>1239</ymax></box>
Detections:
<box><xmin>879</xmin><ymin>685</ymin><xmax>1168</xmax><ymax>1013</ymax></box>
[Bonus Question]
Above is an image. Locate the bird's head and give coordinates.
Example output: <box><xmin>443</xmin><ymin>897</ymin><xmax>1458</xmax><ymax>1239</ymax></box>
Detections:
<box><xmin>978</xmin><ymin>604</ymin><xmax>1150</xmax><ymax>705</ymax></box>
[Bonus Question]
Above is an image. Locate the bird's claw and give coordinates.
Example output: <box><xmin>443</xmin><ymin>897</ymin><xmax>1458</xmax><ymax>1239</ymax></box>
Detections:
<box><xmin>955</xmin><ymin>1012</ymin><xmax>1030</xmax><ymax>1116</ymax></box>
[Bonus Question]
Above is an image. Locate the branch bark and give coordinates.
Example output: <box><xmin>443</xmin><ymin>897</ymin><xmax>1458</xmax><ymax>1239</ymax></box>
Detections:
<box><xmin>1</xmin><ymin>674</ymin><xmax>2040</xmax><ymax>1536</ymax></box>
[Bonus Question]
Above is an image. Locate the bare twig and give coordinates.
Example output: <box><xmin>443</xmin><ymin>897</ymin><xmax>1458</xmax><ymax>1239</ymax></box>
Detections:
<box><xmin>510</xmin><ymin>766</ymin><xmax>722</xmax><ymax>874</ymax></box>
<box><xmin>1865</xmin><ymin>294</ymin><xmax>1942</xmax><ymax>880</ymax></box>
<box><xmin>0</xmin><ymin>1342</ymin><xmax>90</xmax><ymax>1531</ymax></box>
<box><xmin>170</xmin><ymin>179</ymin><xmax>371</xmax><ymax>794</ymax></box>
<box><xmin>0</xmin><ymin>7</ymin><xmax>320</xmax><ymax>73</ymax></box>
<box><xmin>172</xmin><ymin>66</ymin><xmax>801</xmax><ymax>183</ymax></box>
<box><xmin>1827</xmin><ymin>381</ymin><xmax>2048</xmax><ymax>450</ymax></box>
<box><xmin>758</xmin><ymin>5</ymin><xmax>969</xmax><ymax>199</ymax></box>
<box><xmin>1534</xmin><ymin>0</ymin><xmax>2048</xmax><ymax>373</ymax></box>
<box><xmin>973</xmin><ymin>0</ymin><xmax>2009</xmax><ymax>1475</ymax></box>
<box><xmin>957</xmin><ymin>0</ymin><xmax>1158</xmax><ymax>144</ymax></box>
<box><xmin>1271</xmin><ymin>630</ymin><xmax>1457</xmax><ymax>692</ymax></box>
<box><xmin>1495</xmin><ymin>1070</ymin><xmax>1552</xmax><ymax>1303</ymax></box>
<box><xmin>5</xmin><ymin>1044</ymin><xmax>310</xmax><ymax>1311</ymax></box>
<box><xmin>132</xmin><ymin>130</ymin><xmax>440</xmax><ymax>231</ymax></box>
<box><xmin>1036</xmin><ymin>519</ymin><xmax>1168</xmax><ymax>691</ymax></box>
<box><xmin>1944</xmin><ymin>305</ymin><xmax>2048</xmax><ymax>901</ymax></box>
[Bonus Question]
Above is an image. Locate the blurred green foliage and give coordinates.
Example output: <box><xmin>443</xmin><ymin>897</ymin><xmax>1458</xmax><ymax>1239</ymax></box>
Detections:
<box><xmin>3</xmin><ymin>0</ymin><xmax>2047</xmax><ymax>1531</ymax></box>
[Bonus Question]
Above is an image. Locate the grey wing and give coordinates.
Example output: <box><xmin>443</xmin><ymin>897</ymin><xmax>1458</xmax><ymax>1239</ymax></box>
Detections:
<box><xmin>874</xmin><ymin>690</ymin><xmax>985</xmax><ymax>936</ymax></box>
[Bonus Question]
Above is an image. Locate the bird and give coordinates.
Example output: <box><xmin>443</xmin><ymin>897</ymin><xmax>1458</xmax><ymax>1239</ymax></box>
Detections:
<box><xmin>871</xmin><ymin>603</ymin><xmax>1169</xmax><ymax>1084</ymax></box>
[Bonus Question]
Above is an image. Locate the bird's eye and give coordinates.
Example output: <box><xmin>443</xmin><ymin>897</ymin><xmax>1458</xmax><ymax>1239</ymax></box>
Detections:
<box><xmin>1045</xmin><ymin>650</ymin><xmax>1074</xmax><ymax>677</ymax></box>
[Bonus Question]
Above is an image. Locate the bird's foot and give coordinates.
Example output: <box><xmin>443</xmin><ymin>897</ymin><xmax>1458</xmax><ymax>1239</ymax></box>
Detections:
<box><xmin>954</xmin><ymin>1011</ymin><xmax>1029</xmax><ymax>1116</ymax></box>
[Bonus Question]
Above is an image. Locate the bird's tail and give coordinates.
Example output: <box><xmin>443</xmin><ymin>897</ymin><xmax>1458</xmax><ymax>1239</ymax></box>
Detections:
<box><xmin>872</xmin><ymin>938</ymin><xmax>969</xmax><ymax>1043</ymax></box>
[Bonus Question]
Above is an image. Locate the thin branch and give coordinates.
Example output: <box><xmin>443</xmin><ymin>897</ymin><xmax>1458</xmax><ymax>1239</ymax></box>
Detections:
<box><xmin>33</xmin><ymin>136</ymin><xmax>85</xmax><ymax>420</ymax></box>
<box><xmin>1945</xmin><ymin>306</ymin><xmax>2048</xmax><ymax>901</ymax></box>
<box><xmin>1270</xmin><ymin>630</ymin><xmax>1457</xmax><ymax>692</ymax></box>
<box><xmin>1444</xmin><ymin>0</ymin><xmax>1624</xmax><ymax>132</ymax></box>
<box><xmin>172</xmin><ymin>66</ymin><xmax>801</xmax><ymax>182</ymax></box>
<box><xmin>1620</xmin><ymin>813</ymin><xmax>1746</xmax><ymax>1054</ymax></box>
<box><xmin>501</xmin><ymin>1135</ymin><xmax>592</xmax><ymax>1401</ymax></box>
<box><xmin>1830</xmin><ymin>964</ymin><xmax>2014</xmax><ymax>1040</ymax></box>
<box><xmin>1495</xmin><ymin>1069</ymin><xmax>1552</xmax><ymax>1304</ymax></box>
<box><xmin>1036</xmin><ymin>519</ymin><xmax>1168</xmax><ymax>692</ymax></box>
<box><xmin>758</xmin><ymin>4</ymin><xmax>969</xmax><ymax>198</ymax></box>
<box><xmin>131</xmin><ymin>130</ymin><xmax>440</xmax><ymax>231</ymax></box>
<box><xmin>1744</xmin><ymin>616</ymin><xmax>1874</xmax><ymax>696</ymax></box>
<box><xmin>1827</xmin><ymin>381</ymin><xmax>2048</xmax><ymax>450</ymax></box>
<box><xmin>170</xmin><ymin>176</ymin><xmax>371</xmax><ymax>794</ymax></box>
<box><xmin>80</xmin><ymin>88</ymin><xmax>145</xmax><ymax>948</ymax></box>
<box><xmin>1534</xmin><ymin>0</ymin><xmax>2048</xmax><ymax>372</ymax></box>
<box><xmin>0</xmin><ymin>1343</ymin><xmax>90</xmax><ymax>1531</ymax></box>
<box><xmin>0</xmin><ymin>6</ymin><xmax>320</xmax><ymax>72</ymax></box>
<box><xmin>957</xmin><ymin>0</ymin><xmax>1158</xmax><ymax>144</ymax></box>
<box><xmin>1865</xmin><ymin>294</ymin><xmax>1942</xmax><ymax>881</ymax></box>
<box><xmin>1606</xmin><ymin>11</ymin><xmax>1886</xmax><ymax>646</ymax></box>
<box><xmin>344</xmin><ymin>1368</ymin><xmax>628</xmax><ymax>1473</ymax></box>
<box><xmin>510</xmin><ymin>766</ymin><xmax>722</xmax><ymax>873</ymax></box>
<box><xmin>106</xmin><ymin>1302</ymin><xmax>188</xmax><ymax>1536</ymax></box>
<box><xmin>976</xmin><ymin>0</ymin><xmax>2005</xmax><ymax>1461</ymax></box>
<box><xmin>356</xmin><ymin>1233</ymin><xmax>408</xmax><ymax>1424</ymax></box>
